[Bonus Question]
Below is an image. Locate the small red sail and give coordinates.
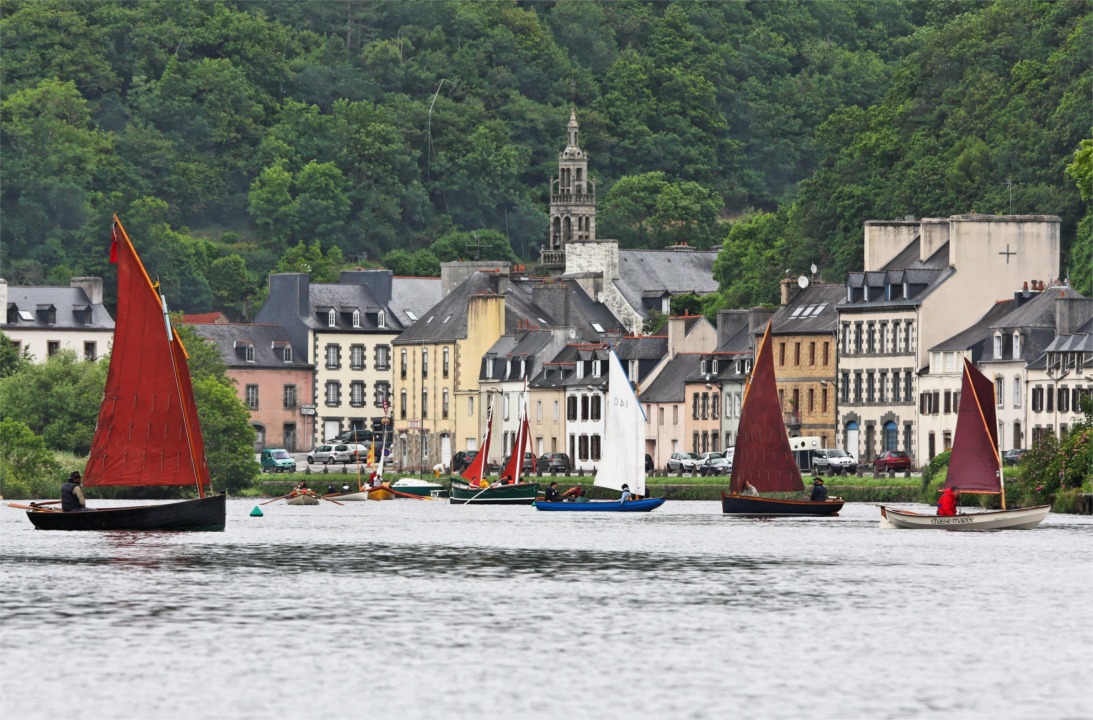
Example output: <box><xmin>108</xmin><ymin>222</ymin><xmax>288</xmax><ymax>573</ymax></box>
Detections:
<box><xmin>945</xmin><ymin>358</ymin><xmax>1002</xmax><ymax>495</ymax></box>
<box><xmin>82</xmin><ymin>217</ymin><xmax>211</xmax><ymax>490</ymax></box>
<box><xmin>461</xmin><ymin>402</ymin><xmax>493</xmax><ymax>484</ymax></box>
<box><xmin>500</xmin><ymin>399</ymin><xmax>529</xmax><ymax>483</ymax></box>
<box><xmin>729</xmin><ymin>322</ymin><xmax>804</xmax><ymax>494</ymax></box>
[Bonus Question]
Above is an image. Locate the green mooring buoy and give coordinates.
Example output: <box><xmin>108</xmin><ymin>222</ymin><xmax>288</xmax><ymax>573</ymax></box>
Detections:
<box><xmin>250</xmin><ymin>506</ymin><xmax>264</xmax><ymax>517</ymax></box>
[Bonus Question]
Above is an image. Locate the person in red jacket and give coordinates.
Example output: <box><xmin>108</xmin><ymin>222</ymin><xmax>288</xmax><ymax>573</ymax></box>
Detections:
<box><xmin>937</xmin><ymin>486</ymin><xmax>960</xmax><ymax>516</ymax></box>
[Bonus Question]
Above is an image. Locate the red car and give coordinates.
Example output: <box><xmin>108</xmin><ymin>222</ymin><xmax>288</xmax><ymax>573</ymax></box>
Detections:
<box><xmin>874</xmin><ymin>450</ymin><xmax>912</xmax><ymax>472</ymax></box>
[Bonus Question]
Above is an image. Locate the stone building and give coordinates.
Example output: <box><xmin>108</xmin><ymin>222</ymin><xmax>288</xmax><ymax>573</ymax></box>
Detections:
<box><xmin>1</xmin><ymin>278</ymin><xmax>114</xmax><ymax>362</ymax></box>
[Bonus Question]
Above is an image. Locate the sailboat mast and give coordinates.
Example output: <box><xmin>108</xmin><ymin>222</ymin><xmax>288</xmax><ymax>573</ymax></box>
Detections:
<box><xmin>162</xmin><ymin>297</ymin><xmax>207</xmax><ymax>499</ymax></box>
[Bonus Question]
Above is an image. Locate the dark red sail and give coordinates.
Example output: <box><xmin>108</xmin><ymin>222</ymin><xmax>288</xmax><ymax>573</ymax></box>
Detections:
<box><xmin>729</xmin><ymin>322</ymin><xmax>804</xmax><ymax>494</ymax></box>
<box><xmin>82</xmin><ymin>217</ymin><xmax>211</xmax><ymax>490</ymax></box>
<box><xmin>945</xmin><ymin>358</ymin><xmax>1002</xmax><ymax>495</ymax></box>
<box><xmin>461</xmin><ymin>403</ymin><xmax>493</xmax><ymax>484</ymax></box>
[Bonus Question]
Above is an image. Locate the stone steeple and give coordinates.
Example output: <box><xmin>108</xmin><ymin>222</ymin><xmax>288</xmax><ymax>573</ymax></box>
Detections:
<box><xmin>541</xmin><ymin>109</ymin><xmax>596</xmax><ymax>268</ymax></box>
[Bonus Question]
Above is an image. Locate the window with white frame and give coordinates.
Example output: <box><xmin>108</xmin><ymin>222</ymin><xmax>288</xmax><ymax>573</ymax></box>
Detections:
<box><xmin>245</xmin><ymin>345</ymin><xmax>255</xmax><ymax>363</ymax></box>
<box><xmin>352</xmin><ymin>310</ymin><xmax>361</xmax><ymax>328</ymax></box>
<box><xmin>327</xmin><ymin>309</ymin><xmax>336</xmax><ymax>327</ymax></box>
<box><xmin>351</xmin><ymin>381</ymin><xmax>365</xmax><ymax>407</ymax></box>
<box><xmin>442</xmin><ymin>389</ymin><xmax>449</xmax><ymax>418</ymax></box>
<box><xmin>422</xmin><ymin>348</ymin><xmax>429</xmax><ymax>377</ymax></box>
<box><xmin>1012</xmin><ymin>332</ymin><xmax>1022</xmax><ymax>358</ymax></box>
<box><xmin>377</xmin><ymin>310</ymin><xmax>386</xmax><ymax>328</ymax></box>
<box><xmin>400</xmin><ymin>389</ymin><xmax>407</xmax><ymax>418</ymax></box>
<box><xmin>468</xmin><ymin>396</ymin><xmax>474</xmax><ymax>416</ymax></box>
<box><xmin>374</xmin><ymin>381</ymin><xmax>390</xmax><ymax>408</ymax></box>
<box><xmin>282</xmin><ymin>346</ymin><xmax>293</xmax><ymax>362</ymax></box>
<box><xmin>400</xmin><ymin>349</ymin><xmax>407</xmax><ymax>378</ymax></box>
<box><xmin>1013</xmin><ymin>377</ymin><xmax>1021</xmax><ymax>408</ymax></box>
<box><xmin>421</xmin><ymin>389</ymin><xmax>428</xmax><ymax>418</ymax></box>
<box><xmin>325</xmin><ymin>381</ymin><xmax>340</xmax><ymax>406</ymax></box>
<box><xmin>245</xmin><ymin>385</ymin><xmax>259</xmax><ymax>410</ymax></box>
<box><xmin>325</xmin><ymin>344</ymin><xmax>340</xmax><ymax>369</ymax></box>
<box><xmin>283</xmin><ymin>384</ymin><xmax>297</xmax><ymax>409</ymax></box>
<box><xmin>994</xmin><ymin>377</ymin><xmax>1004</xmax><ymax>408</ymax></box>
<box><xmin>375</xmin><ymin>345</ymin><xmax>389</xmax><ymax>370</ymax></box>
<box><xmin>351</xmin><ymin>345</ymin><xmax>365</xmax><ymax>370</ymax></box>
<box><xmin>443</xmin><ymin>347</ymin><xmax>450</xmax><ymax>377</ymax></box>
<box><xmin>993</xmin><ymin>334</ymin><xmax>1003</xmax><ymax>359</ymax></box>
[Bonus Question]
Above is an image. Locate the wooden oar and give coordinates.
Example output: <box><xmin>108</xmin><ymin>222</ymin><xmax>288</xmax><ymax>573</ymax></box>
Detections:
<box><xmin>320</xmin><ymin>495</ymin><xmax>344</xmax><ymax>506</ymax></box>
<box><xmin>7</xmin><ymin>502</ymin><xmax>61</xmax><ymax>512</ymax></box>
<box><xmin>383</xmin><ymin>484</ymin><xmax>433</xmax><ymax>501</ymax></box>
<box><xmin>260</xmin><ymin>493</ymin><xmax>291</xmax><ymax>506</ymax></box>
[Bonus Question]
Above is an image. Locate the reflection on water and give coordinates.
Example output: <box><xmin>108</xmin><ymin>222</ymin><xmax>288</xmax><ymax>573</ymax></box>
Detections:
<box><xmin>1</xmin><ymin>499</ymin><xmax>1090</xmax><ymax>720</ymax></box>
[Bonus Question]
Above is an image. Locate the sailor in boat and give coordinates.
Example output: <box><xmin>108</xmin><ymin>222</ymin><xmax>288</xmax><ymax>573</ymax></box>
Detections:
<box><xmin>810</xmin><ymin>477</ymin><xmax>828</xmax><ymax>502</ymax></box>
<box><xmin>620</xmin><ymin>484</ymin><xmax>633</xmax><ymax>503</ymax></box>
<box><xmin>560</xmin><ymin>484</ymin><xmax>585</xmax><ymax>501</ymax></box>
<box><xmin>61</xmin><ymin>471</ymin><xmax>91</xmax><ymax>512</ymax></box>
<box><xmin>741</xmin><ymin>480</ymin><xmax>759</xmax><ymax>497</ymax></box>
<box><xmin>544</xmin><ymin>481</ymin><xmax>562</xmax><ymax>502</ymax></box>
<box><xmin>937</xmin><ymin>486</ymin><xmax>960</xmax><ymax>516</ymax></box>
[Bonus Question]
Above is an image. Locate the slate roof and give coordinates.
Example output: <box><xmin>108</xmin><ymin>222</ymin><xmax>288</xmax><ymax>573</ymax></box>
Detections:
<box><xmin>984</xmin><ymin>286</ymin><xmax>1084</xmax><ymax>364</ymax></box>
<box><xmin>840</xmin><ymin>238</ymin><xmax>953</xmax><ymax>311</ymax></box>
<box><xmin>930</xmin><ymin>299</ymin><xmax>1017</xmax><ymax>363</ymax></box>
<box><xmin>481</xmin><ymin>329</ymin><xmax>575</xmax><ymax>383</ymax></box>
<box><xmin>612</xmin><ymin>247</ymin><xmax>719</xmax><ymax>318</ymax></box>
<box><xmin>394</xmin><ymin>273</ymin><xmax>622</xmax><ymax>346</ymax></box>
<box><xmin>189</xmin><ymin>323</ymin><xmax>313</xmax><ymax>370</ymax></box>
<box><xmin>390</xmin><ymin>276</ymin><xmax>442</xmax><ymax>327</ymax></box>
<box><xmin>768</xmin><ymin>284</ymin><xmax>843</xmax><ymax>335</ymax></box>
<box><xmin>530</xmin><ymin>343</ymin><xmax>612</xmax><ymax>390</ymax></box>
<box><xmin>3</xmin><ymin>285</ymin><xmax>114</xmax><ymax>331</ymax></box>
<box><xmin>639</xmin><ymin>354</ymin><xmax>703</xmax><ymax>403</ymax></box>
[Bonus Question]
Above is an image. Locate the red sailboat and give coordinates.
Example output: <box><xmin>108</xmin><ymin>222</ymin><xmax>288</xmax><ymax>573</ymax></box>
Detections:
<box><xmin>21</xmin><ymin>216</ymin><xmax>226</xmax><ymax>531</ymax></box>
<box><xmin>720</xmin><ymin>322</ymin><xmax>843</xmax><ymax>517</ymax></box>
<box><xmin>449</xmin><ymin>392</ymin><xmax>539</xmax><ymax>505</ymax></box>
<box><xmin>880</xmin><ymin>358</ymin><xmax>1050</xmax><ymax>530</ymax></box>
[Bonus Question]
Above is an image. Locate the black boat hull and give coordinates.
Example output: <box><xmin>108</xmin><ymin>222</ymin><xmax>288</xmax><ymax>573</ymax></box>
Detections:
<box><xmin>26</xmin><ymin>493</ymin><xmax>227</xmax><ymax>531</ymax></box>
<box><xmin>720</xmin><ymin>492</ymin><xmax>842</xmax><ymax>517</ymax></box>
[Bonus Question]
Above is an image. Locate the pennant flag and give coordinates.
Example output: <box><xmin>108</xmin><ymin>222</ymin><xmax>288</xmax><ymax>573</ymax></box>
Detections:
<box><xmin>366</xmin><ymin>444</ymin><xmax>375</xmax><ymax>465</ymax></box>
<box><xmin>110</xmin><ymin>222</ymin><xmax>119</xmax><ymax>264</ymax></box>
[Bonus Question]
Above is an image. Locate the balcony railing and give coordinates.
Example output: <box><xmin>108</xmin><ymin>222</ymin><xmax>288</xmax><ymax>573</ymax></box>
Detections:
<box><xmin>784</xmin><ymin>410</ymin><xmax>801</xmax><ymax>427</ymax></box>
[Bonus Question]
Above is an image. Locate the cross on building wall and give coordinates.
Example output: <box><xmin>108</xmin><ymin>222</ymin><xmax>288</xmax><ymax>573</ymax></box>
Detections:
<box><xmin>999</xmin><ymin>244</ymin><xmax>1017</xmax><ymax>263</ymax></box>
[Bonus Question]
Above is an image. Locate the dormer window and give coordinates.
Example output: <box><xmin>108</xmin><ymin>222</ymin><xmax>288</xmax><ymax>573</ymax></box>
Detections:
<box><xmin>993</xmin><ymin>333</ymin><xmax>1003</xmax><ymax>360</ymax></box>
<box><xmin>73</xmin><ymin>304</ymin><xmax>91</xmax><ymax>325</ymax></box>
<box><xmin>700</xmin><ymin>359</ymin><xmax>708</xmax><ymax>374</ymax></box>
<box><xmin>520</xmin><ymin>358</ymin><xmax>526</xmax><ymax>377</ymax></box>
<box><xmin>576</xmin><ymin>362</ymin><xmax>584</xmax><ymax>379</ymax></box>
<box><xmin>592</xmin><ymin>358</ymin><xmax>601</xmax><ymax>377</ymax></box>
<box><xmin>1012</xmin><ymin>332</ymin><xmax>1022</xmax><ymax>358</ymax></box>
<box><xmin>377</xmin><ymin>310</ymin><xmax>386</xmax><ymax>328</ymax></box>
<box><xmin>37</xmin><ymin>304</ymin><xmax>56</xmax><ymax>325</ymax></box>
<box><xmin>505</xmin><ymin>358</ymin><xmax>512</xmax><ymax>378</ymax></box>
<box><xmin>485</xmin><ymin>355</ymin><xmax>493</xmax><ymax>379</ymax></box>
<box><xmin>283</xmin><ymin>346</ymin><xmax>293</xmax><ymax>363</ymax></box>
<box><xmin>352</xmin><ymin>310</ymin><xmax>361</xmax><ymax>328</ymax></box>
<box><xmin>327</xmin><ymin>309</ymin><xmax>336</xmax><ymax>327</ymax></box>
<box><xmin>712</xmin><ymin>359</ymin><xmax>719</xmax><ymax>374</ymax></box>
<box><xmin>903</xmin><ymin>282</ymin><xmax>909</xmax><ymax>300</ymax></box>
<box><xmin>245</xmin><ymin>346</ymin><xmax>255</xmax><ymax>362</ymax></box>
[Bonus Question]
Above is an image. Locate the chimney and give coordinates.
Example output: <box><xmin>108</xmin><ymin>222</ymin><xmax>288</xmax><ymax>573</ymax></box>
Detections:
<box><xmin>715</xmin><ymin>309</ymin><xmax>750</xmax><ymax>347</ymax></box>
<box><xmin>264</xmin><ymin>273</ymin><xmax>310</xmax><ymax>320</ymax></box>
<box><xmin>340</xmin><ymin>269</ymin><xmax>392</xmax><ymax>305</ymax></box>
<box><xmin>748</xmin><ymin>307</ymin><xmax>775</xmax><ymax>338</ymax></box>
<box><xmin>780</xmin><ymin>278</ymin><xmax>799</xmax><ymax>306</ymax></box>
<box><xmin>70</xmin><ymin>277</ymin><xmax>103</xmax><ymax>305</ymax></box>
<box><xmin>532</xmin><ymin>284</ymin><xmax>569</xmax><ymax>326</ymax></box>
<box><xmin>1055</xmin><ymin>295</ymin><xmax>1093</xmax><ymax>336</ymax></box>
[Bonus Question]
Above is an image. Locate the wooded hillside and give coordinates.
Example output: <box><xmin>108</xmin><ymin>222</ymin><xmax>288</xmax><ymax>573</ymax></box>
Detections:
<box><xmin>2</xmin><ymin>0</ymin><xmax>1088</xmax><ymax>315</ymax></box>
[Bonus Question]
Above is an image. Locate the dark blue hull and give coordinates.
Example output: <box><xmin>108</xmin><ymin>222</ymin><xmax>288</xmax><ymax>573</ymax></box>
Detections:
<box><xmin>535</xmin><ymin>497</ymin><xmax>665</xmax><ymax>512</ymax></box>
<box><xmin>720</xmin><ymin>492</ymin><xmax>842</xmax><ymax>517</ymax></box>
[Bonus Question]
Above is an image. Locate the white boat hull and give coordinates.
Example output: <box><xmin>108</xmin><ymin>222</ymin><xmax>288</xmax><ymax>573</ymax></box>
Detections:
<box><xmin>879</xmin><ymin>504</ymin><xmax>1051</xmax><ymax>530</ymax></box>
<box><xmin>326</xmin><ymin>491</ymin><xmax>369</xmax><ymax>501</ymax></box>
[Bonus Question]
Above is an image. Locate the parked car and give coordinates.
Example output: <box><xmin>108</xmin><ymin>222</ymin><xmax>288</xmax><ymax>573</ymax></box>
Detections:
<box><xmin>333</xmin><ymin>429</ymin><xmax>374</xmax><ymax>444</ymax></box>
<box><xmin>334</xmin><ymin>444</ymin><xmax>370</xmax><ymax>464</ymax></box>
<box><xmin>1003</xmin><ymin>448</ymin><xmax>1028</xmax><ymax>466</ymax></box>
<box><xmin>645</xmin><ymin>454</ymin><xmax>654</xmax><ymax>472</ymax></box>
<box><xmin>873</xmin><ymin>450</ymin><xmax>912</xmax><ymax>472</ymax></box>
<box><xmin>260</xmin><ymin>448</ymin><xmax>296</xmax><ymax>473</ymax></box>
<box><xmin>451</xmin><ymin>450</ymin><xmax>478</xmax><ymax>473</ymax></box>
<box><xmin>697</xmin><ymin>453</ymin><xmax>732</xmax><ymax>476</ymax></box>
<box><xmin>307</xmin><ymin>444</ymin><xmax>338</xmax><ymax>465</ymax></box>
<box><xmin>538</xmin><ymin>452</ymin><xmax>573</xmax><ymax>473</ymax></box>
<box><xmin>811</xmin><ymin>448</ymin><xmax>857</xmax><ymax>475</ymax></box>
<box><xmin>666</xmin><ymin>452</ymin><xmax>700</xmax><ymax>473</ymax></box>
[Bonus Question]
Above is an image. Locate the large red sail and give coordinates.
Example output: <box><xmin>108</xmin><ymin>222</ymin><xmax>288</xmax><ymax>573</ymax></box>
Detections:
<box><xmin>461</xmin><ymin>402</ymin><xmax>493</xmax><ymax>484</ymax></box>
<box><xmin>82</xmin><ymin>217</ymin><xmax>211</xmax><ymax>490</ymax></box>
<box><xmin>729</xmin><ymin>322</ymin><xmax>804</xmax><ymax>494</ymax></box>
<box><xmin>945</xmin><ymin>358</ymin><xmax>1002</xmax><ymax>495</ymax></box>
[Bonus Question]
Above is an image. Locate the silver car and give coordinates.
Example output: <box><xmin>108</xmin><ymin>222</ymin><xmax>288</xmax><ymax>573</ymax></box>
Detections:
<box><xmin>666</xmin><ymin>452</ymin><xmax>700</xmax><ymax>473</ymax></box>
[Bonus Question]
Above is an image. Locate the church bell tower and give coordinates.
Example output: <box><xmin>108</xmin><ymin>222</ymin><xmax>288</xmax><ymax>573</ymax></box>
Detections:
<box><xmin>541</xmin><ymin>109</ymin><xmax>596</xmax><ymax>268</ymax></box>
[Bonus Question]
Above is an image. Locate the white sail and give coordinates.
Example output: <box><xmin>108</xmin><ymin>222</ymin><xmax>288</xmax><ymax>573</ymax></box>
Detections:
<box><xmin>594</xmin><ymin>348</ymin><xmax>647</xmax><ymax>495</ymax></box>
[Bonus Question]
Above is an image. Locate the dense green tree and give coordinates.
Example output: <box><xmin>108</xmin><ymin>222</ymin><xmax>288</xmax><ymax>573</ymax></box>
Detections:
<box><xmin>0</xmin><ymin>332</ymin><xmax>30</xmax><ymax>379</ymax></box>
<box><xmin>0</xmin><ymin>351</ymin><xmax>107</xmax><ymax>454</ymax></box>
<box><xmin>382</xmin><ymin>248</ymin><xmax>441</xmax><ymax>277</ymax></box>
<box><xmin>428</xmin><ymin>229</ymin><xmax>518</xmax><ymax>264</ymax></box>
<box><xmin>0</xmin><ymin>418</ymin><xmax>61</xmax><ymax>497</ymax></box>
<box><xmin>271</xmin><ymin>240</ymin><xmax>347</xmax><ymax>283</ymax></box>
<box><xmin>248</xmin><ymin>163</ymin><xmax>298</xmax><ymax>244</ymax></box>
<box><xmin>1064</xmin><ymin>138</ymin><xmax>1092</xmax><ymax>295</ymax></box>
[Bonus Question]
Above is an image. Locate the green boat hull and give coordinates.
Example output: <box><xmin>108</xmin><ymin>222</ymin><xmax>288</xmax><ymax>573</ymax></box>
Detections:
<box><xmin>449</xmin><ymin>479</ymin><xmax>539</xmax><ymax>505</ymax></box>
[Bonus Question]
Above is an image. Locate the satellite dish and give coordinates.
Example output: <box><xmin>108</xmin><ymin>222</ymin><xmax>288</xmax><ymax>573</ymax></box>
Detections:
<box><xmin>810</xmin><ymin>263</ymin><xmax>818</xmax><ymax>274</ymax></box>
<box><xmin>798</xmin><ymin>275</ymin><xmax>809</xmax><ymax>289</ymax></box>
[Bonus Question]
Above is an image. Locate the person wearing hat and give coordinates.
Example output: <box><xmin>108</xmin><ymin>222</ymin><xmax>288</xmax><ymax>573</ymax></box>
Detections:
<box><xmin>810</xmin><ymin>476</ymin><xmax>828</xmax><ymax>502</ymax></box>
<box><xmin>620</xmin><ymin>483</ymin><xmax>633</xmax><ymax>503</ymax></box>
<box><xmin>61</xmin><ymin>470</ymin><xmax>89</xmax><ymax>512</ymax></box>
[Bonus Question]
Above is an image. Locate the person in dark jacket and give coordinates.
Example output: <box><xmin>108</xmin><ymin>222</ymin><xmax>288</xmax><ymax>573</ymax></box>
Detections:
<box><xmin>61</xmin><ymin>471</ymin><xmax>89</xmax><ymax>512</ymax></box>
<box><xmin>937</xmin><ymin>486</ymin><xmax>960</xmax><ymax>516</ymax></box>
<box><xmin>543</xmin><ymin>481</ymin><xmax>561</xmax><ymax>502</ymax></box>
<box><xmin>810</xmin><ymin>477</ymin><xmax>828</xmax><ymax>502</ymax></box>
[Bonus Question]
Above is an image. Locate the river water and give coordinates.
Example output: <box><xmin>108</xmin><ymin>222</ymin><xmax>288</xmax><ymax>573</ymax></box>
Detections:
<box><xmin>1</xmin><ymin>498</ymin><xmax>1089</xmax><ymax>720</ymax></box>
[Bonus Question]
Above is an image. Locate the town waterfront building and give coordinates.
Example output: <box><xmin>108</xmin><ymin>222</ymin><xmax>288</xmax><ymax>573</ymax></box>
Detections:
<box><xmin>1</xmin><ymin>278</ymin><xmax>114</xmax><ymax>362</ymax></box>
<box><xmin>836</xmin><ymin>214</ymin><xmax>1060</xmax><ymax>465</ymax></box>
